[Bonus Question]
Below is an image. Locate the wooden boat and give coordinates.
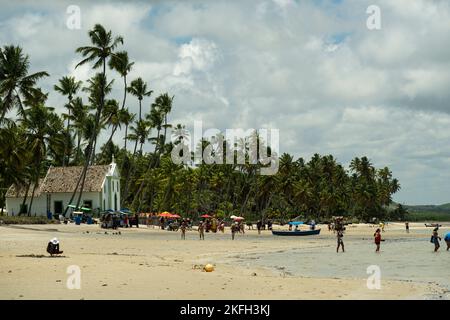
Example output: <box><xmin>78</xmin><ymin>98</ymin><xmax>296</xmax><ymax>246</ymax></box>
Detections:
<box><xmin>272</xmin><ymin>229</ymin><xmax>321</xmax><ymax>236</ymax></box>
<box><xmin>424</xmin><ymin>223</ymin><xmax>442</xmax><ymax>228</ymax></box>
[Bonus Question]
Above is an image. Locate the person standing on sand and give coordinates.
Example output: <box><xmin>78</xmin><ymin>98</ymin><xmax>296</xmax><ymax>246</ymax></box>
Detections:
<box><xmin>336</xmin><ymin>230</ymin><xmax>344</xmax><ymax>253</ymax></box>
<box><xmin>405</xmin><ymin>222</ymin><xmax>409</xmax><ymax>233</ymax></box>
<box><xmin>374</xmin><ymin>228</ymin><xmax>382</xmax><ymax>253</ymax></box>
<box><xmin>198</xmin><ymin>221</ymin><xmax>205</xmax><ymax>240</ymax></box>
<box><xmin>256</xmin><ymin>220</ymin><xmax>262</xmax><ymax>234</ymax></box>
<box><xmin>231</xmin><ymin>222</ymin><xmax>239</xmax><ymax>240</ymax></box>
<box><xmin>180</xmin><ymin>221</ymin><xmax>187</xmax><ymax>240</ymax></box>
<box><xmin>431</xmin><ymin>228</ymin><xmax>441</xmax><ymax>252</ymax></box>
<box><xmin>444</xmin><ymin>232</ymin><xmax>450</xmax><ymax>251</ymax></box>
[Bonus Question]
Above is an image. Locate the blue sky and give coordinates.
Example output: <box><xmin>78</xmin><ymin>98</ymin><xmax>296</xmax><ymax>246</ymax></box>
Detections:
<box><xmin>1</xmin><ymin>0</ymin><xmax>450</xmax><ymax>205</ymax></box>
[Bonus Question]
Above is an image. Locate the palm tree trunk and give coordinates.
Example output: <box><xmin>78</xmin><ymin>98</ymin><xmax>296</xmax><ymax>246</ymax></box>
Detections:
<box><xmin>27</xmin><ymin>179</ymin><xmax>38</xmax><ymax>216</ymax></box>
<box><xmin>139</xmin><ymin>99</ymin><xmax>142</xmax><ymax>122</ymax></box>
<box><xmin>124</xmin><ymin>124</ymin><xmax>128</xmax><ymax>150</ymax></box>
<box><xmin>121</xmin><ymin>76</ymin><xmax>127</xmax><ymax>110</ymax></box>
<box><xmin>75</xmin><ymin>59</ymin><xmax>106</xmax><ymax>208</ymax></box>
<box><xmin>63</xmin><ymin>102</ymin><xmax>71</xmax><ymax>167</ymax></box>
<box><xmin>20</xmin><ymin>181</ymin><xmax>31</xmax><ymax>216</ymax></box>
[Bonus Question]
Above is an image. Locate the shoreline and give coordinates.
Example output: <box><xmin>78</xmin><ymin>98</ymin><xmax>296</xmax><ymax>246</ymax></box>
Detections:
<box><xmin>0</xmin><ymin>223</ymin><xmax>448</xmax><ymax>300</ymax></box>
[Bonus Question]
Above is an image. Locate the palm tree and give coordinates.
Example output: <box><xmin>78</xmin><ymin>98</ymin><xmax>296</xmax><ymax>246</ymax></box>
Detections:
<box><xmin>108</xmin><ymin>51</ymin><xmax>133</xmax><ymax>111</ymax></box>
<box><xmin>120</xmin><ymin>108</ymin><xmax>135</xmax><ymax>150</ymax></box>
<box><xmin>65</xmin><ymin>24</ymin><xmax>123</xmax><ymax>214</ymax></box>
<box><xmin>102</xmin><ymin>99</ymin><xmax>121</xmax><ymax>145</ymax></box>
<box><xmin>54</xmin><ymin>76</ymin><xmax>82</xmax><ymax>166</ymax></box>
<box><xmin>0</xmin><ymin>45</ymin><xmax>49</xmax><ymax>123</ymax></box>
<box><xmin>127</xmin><ymin>77</ymin><xmax>152</xmax><ymax>122</ymax></box>
<box><xmin>21</xmin><ymin>103</ymin><xmax>64</xmax><ymax>215</ymax></box>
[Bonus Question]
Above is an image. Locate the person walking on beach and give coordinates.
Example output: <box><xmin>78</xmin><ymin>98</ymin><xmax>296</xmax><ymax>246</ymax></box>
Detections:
<box><xmin>231</xmin><ymin>222</ymin><xmax>239</xmax><ymax>240</ymax></box>
<box><xmin>256</xmin><ymin>220</ymin><xmax>262</xmax><ymax>235</ymax></box>
<box><xmin>405</xmin><ymin>222</ymin><xmax>409</xmax><ymax>233</ymax></box>
<box><xmin>374</xmin><ymin>228</ymin><xmax>382</xmax><ymax>253</ymax></box>
<box><xmin>445</xmin><ymin>232</ymin><xmax>450</xmax><ymax>251</ymax></box>
<box><xmin>336</xmin><ymin>229</ymin><xmax>344</xmax><ymax>253</ymax></box>
<box><xmin>198</xmin><ymin>221</ymin><xmax>205</xmax><ymax>240</ymax></box>
<box><xmin>180</xmin><ymin>221</ymin><xmax>187</xmax><ymax>240</ymax></box>
<box><xmin>431</xmin><ymin>227</ymin><xmax>441</xmax><ymax>252</ymax></box>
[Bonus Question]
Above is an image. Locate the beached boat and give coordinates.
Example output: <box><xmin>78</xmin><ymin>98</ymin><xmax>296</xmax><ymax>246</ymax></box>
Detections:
<box><xmin>272</xmin><ymin>229</ymin><xmax>321</xmax><ymax>236</ymax></box>
<box><xmin>424</xmin><ymin>223</ymin><xmax>442</xmax><ymax>228</ymax></box>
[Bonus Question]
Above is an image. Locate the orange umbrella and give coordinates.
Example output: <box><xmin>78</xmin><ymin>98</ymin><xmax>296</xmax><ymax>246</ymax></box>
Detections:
<box><xmin>200</xmin><ymin>214</ymin><xmax>212</xmax><ymax>218</ymax></box>
<box><xmin>158</xmin><ymin>212</ymin><xmax>173</xmax><ymax>217</ymax></box>
<box><xmin>170</xmin><ymin>214</ymin><xmax>181</xmax><ymax>218</ymax></box>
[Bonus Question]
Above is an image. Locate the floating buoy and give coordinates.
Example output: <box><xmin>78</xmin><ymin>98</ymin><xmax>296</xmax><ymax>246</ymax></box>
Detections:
<box><xmin>204</xmin><ymin>264</ymin><xmax>214</xmax><ymax>272</ymax></box>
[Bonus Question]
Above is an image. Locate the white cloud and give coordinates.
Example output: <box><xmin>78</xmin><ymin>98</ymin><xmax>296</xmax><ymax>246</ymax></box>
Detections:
<box><xmin>1</xmin><ymin>0</ymin><xmax>450</xmax><ymax>204</ymax></box>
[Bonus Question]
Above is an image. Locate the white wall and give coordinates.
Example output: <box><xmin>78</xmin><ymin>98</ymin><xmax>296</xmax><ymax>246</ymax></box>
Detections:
<box><xmin>5</xmin><ymin>191</ymin><xmax>101</xmax><ymax>216</ymax></box>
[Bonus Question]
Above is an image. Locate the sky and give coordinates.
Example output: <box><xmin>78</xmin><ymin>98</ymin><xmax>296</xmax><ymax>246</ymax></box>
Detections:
<box><xmin>1</xmin><ymin>0</ymin><xmax>450</xmax><ymax>205</ymax></box>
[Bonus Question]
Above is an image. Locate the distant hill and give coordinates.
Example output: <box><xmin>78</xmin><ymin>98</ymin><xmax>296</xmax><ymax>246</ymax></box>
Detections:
<box><xmin>401</xmin><ymin>203</ymin><xmax>450</xmax><ymax>221</ymax></box>
<box><xmin>404</xmin><ymin>203</ymin><xmax>450</xmax><ymax>213</ymax></box>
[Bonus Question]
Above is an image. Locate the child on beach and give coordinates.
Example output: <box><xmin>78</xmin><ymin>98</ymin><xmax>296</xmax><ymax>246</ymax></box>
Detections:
<box><xmin>198</xmin><ymin>221</ymin><xmax>205</xmax><ymax>240</ymax></box>
<box><xmin>336</xmin><ymin>230</ymin><xmax>344</xmax><ymax>253</ymax></box>
<box><xmin>431</xmin><ymin>228</ymin><xmax>441</xmax><ymax>252</ymax></box>
<box><xmin>374</xmin><ymin>228</ymin><xmax>382</xmax><ymax>253</ymax></box>
<box><xmin>180</xmin><ymin>221</ymin><xmax>187</xmax><ymax>240</ymax></box>
<box><xmin>445</xmin><ymin>232</ymin><xmax>450</xmax><ymax>251</ymax></box>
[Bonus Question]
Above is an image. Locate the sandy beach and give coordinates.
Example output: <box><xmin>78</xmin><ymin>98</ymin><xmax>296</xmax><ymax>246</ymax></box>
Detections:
<box><xmin>0</xmin><ymin>222</ymin><xmax>449</xmax><ymax>300</ymax></box>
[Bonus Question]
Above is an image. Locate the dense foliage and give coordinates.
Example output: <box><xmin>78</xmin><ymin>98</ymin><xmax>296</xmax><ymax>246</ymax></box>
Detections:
<box><xmin>0</xmin><ymin>24</ymin><xmax>403</xmax><ymax>222</ymax></box>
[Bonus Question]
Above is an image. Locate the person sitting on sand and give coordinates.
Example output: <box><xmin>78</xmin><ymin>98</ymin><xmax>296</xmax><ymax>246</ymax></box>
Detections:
<box><xmin>198</xmin><ymin>221</ymin><xmax>205</xmax><ymax>240</ymax></box>
<box><xmin>445</xmin><ymin>232</ymin><xmax>450</xmax><ymax>251</ymax></box>
<box><xmin>337</xmin><ymin>230</ymin><xmax>344</xmax><ymax>253</ymax></box>
<box><xmin>431</xmin><ymin>228</ymin><xmax>441</xmax><ymax>252</ymax></box>
<box><xmin>374</xmin><ymin>228</ymin><xmax>382</xmax><ymax>253</ymax></box>
<box><xmin>46</xmin><ymin>238</ymin><xmax>63</xmax><ymax>256</ymax></box>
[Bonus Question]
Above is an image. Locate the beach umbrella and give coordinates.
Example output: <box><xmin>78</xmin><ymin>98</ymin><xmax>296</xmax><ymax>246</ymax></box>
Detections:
<box><xmin>170</xmin><ymin>214</ymin><xmax>181</xmax><ymax>218</ymax></box>
<box><xmin>200</xmin><ymin>214</ymin><xmax>212</xmax><ymax>218</ymax></box>
<box><xmin>67</xmin><ymin>204</ymin><xmax>77</xmax><ymax>209</ymax></box>
<box><xmin>230</xmin><ymin>215</ymin><xmax>237</xmax><ymax>219</ymax></box>
<box><xmin>80</xmin><ymin>207</ymin><xmax>92</xmax><ymax>212</ymax></box>
<box><xmin>158</xmin><ymin>212</ymin><xmax>173</xmax><ymax>217</ymax></box>
<box><xmin>233</xmin><ymin>216</ymin><xmax>244</xmax><ymax>221</ymax></box>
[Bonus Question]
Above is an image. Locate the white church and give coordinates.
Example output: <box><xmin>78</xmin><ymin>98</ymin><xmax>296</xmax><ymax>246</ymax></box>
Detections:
<box><xmin>5</xmin><ymin>160</ymin><xmax>120</xmax><ymax>216</ymax></box>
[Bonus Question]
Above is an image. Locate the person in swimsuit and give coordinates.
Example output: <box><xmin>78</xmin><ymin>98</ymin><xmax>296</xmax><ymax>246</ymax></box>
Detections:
<box><xmin>337</xmin><ymin>230</ymin><xmax>344</xmax><ymax>253</ymax></box>
<box><xmin>444</xmin><ymin>232</ymin><xmax>450</xmax><ymax>251</ymax></box>
<box><xmin>374</xmin><ymin>228</ymin><xmax>382</xmax><ymax>253</ymax></box>
<box><xmin>180</xmin><ymin>221</ymin><xmax>187</xmax><ymax>240</ymax></box>
<box><xmin>431</xmin><ymin>228</ymin><xmax>441</xmax><ymax>252</ymax></box>
<box><xmin>198</xmin><ymin>221</ymin><xmax>205</xmax><ymax>240</ymax></box>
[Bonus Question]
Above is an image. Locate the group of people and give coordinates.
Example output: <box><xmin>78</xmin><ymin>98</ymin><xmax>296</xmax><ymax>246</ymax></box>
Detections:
<box><xmin>335</xmin><ymin>221</ymin><xmax>450</xmax><ymax>253</ymax></box>
<box><xmin>178</xmin><ymin>219</ymin><xmax>249</xmax><ymax>240</ymax></box>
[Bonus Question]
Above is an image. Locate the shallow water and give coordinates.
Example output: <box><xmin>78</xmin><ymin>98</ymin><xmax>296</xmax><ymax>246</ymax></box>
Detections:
<box><xmin>228</xmin><ymin>233</ymin><xmax>450</xmax><ymax>297</ymax></box>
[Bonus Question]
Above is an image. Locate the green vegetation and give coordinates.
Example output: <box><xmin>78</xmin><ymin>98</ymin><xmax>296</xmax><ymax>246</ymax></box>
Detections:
<box><xmin>1</xmin><ymin>24</ymin><xmax>403</xmax><ymax>222</ymax></box>
<box><xmin>403</xmin><ymin>203</ymin><xmax>450</xmax><ymax>221</ymax></box>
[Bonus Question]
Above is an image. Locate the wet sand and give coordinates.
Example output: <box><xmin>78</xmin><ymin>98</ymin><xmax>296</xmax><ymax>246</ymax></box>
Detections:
<box><xmin>0</xmin><ymin>222</ymin><xmax>448</xmax><ymax>300</ymax></box>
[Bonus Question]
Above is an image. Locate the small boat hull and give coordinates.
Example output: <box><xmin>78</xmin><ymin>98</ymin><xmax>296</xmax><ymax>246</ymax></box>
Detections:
<box><xmin>272</xmin><ymin>229</ymin><xmax>321</xmax><ymax>236</ymax></box>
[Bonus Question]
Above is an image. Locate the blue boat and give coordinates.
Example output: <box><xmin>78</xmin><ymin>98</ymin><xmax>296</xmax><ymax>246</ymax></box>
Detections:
<box><xmin>272</xmin><ymin>229</ymin><xmax>321</xmax><ymax>236</ymax></box>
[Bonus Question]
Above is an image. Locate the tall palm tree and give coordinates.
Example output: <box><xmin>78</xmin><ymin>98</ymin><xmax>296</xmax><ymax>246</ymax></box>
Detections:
<box><xmin>120</xmin><ymin>108</ymin><xmax>135</xmax><ymax>150</ymax></box>
<box><xmin>0</xmin><ymin>45</ymin><xmax>49</xmax><ymax>123</ymax></box>
<box><xmin>64</xmin><ymin>24</ymin><xmax>123</xmax><ymax>215</ymax></box>
<box><xmin>54</xmin><ymin>76</ymin><xmax>82</xmax><ymax>166</ymax></box>
<box><xmin>108</xmin><ymin>51</ymin><xmax>133</xmax><ymax>111</ymax></box>
<box><xmin>21</xmin><ymin>103</ymin><xmax>64</xmax><ymax>215</ymax></box>
<box><xmin>127</xmin><ymin>77</ymin><xmax>152</xmax><ymax>122</ymax></box>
